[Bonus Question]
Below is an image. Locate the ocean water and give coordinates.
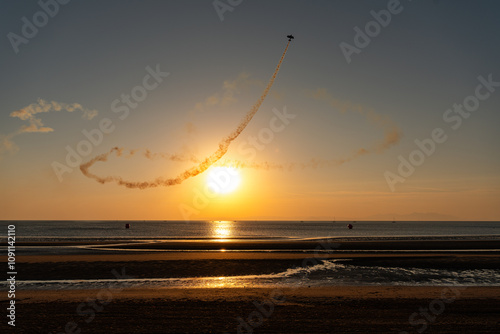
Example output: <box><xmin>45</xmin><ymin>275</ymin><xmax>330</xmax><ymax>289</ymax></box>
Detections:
<box><xmin>2</xmin><ymin>220</ymin><xmax>500</xmax><ymax>240</ymax></box>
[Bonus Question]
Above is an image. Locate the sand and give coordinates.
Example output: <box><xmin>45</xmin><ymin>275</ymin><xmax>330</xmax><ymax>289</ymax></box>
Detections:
<box><xmin>9</xmin><ymin>287</ymin><xmax>500</xmax><ymax>333</ymax></box>
<box><xmin>4</xmin><ymin>239</ymin><xmax>500</xmax><ymax>333</ymax></box>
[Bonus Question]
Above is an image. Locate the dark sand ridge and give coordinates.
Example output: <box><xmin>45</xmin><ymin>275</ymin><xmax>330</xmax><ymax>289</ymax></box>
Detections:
<box><xmin>13</xmin><ymin>253</ymin><xmax>500</xmax><ymax>280</ymax></box>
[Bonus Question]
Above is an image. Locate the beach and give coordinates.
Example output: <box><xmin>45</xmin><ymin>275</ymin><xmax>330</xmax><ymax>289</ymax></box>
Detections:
<box><xmin>5</xmin><ymin>237</ymin><xmax>500</xmax><ymax>333</ymax></box>
<box><xmin>13</xmin><ymin>286</ymin><xmax>500</xmax><ymax>333</ymax></box>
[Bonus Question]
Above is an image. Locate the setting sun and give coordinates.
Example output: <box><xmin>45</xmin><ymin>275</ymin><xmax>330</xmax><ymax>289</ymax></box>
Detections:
<box><xmin>207</xmin><ymin>167</ymin><xmax>241</xmax><ymax>194</ymax></box>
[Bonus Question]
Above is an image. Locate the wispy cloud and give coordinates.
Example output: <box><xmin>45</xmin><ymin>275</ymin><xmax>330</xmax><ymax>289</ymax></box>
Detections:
<box><xmin>183</xmin><ymin>72</ymin><xmax>264</xmax><ymax>135</ymax></box>
<box><xmin>308</xmin><ymin>88</ymin><xmax>403</xmax><ymax>153</ymax></box>
<box><xmin>1</xmin><ymin>99</ymin><xmax>98</xmax><ymax>156</ymax></box>
<box><xmin>192</xmin><ymin>72</ymin><xmax>263</xmax><ymax>113</ymax></box>
<box><xmin>0</xmin><ymin>134</ymin><xmax>18</xmax><ymax>154</ymax></box>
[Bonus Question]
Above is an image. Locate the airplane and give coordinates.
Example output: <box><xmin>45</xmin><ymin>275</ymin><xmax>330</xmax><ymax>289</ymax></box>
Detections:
<box><xmin>287</xmin><ymin>34</ymin><xmax>294</xmax><ymax>41</ymax></box>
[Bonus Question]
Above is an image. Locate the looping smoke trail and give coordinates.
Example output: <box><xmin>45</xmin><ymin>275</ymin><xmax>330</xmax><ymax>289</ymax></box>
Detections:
<box><xmin>216</xmin><ymin>148</ymin><xmax>372</xmax><ymax>172</ymax></box>
<box><xmin>80</xmin><ymin>41</ymin><xmax>292</xmax><ymax>189</ymax></box>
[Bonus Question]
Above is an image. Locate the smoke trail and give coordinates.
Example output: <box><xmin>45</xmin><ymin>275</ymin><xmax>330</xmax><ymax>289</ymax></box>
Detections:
<box><xmin>86</xmin><ymin>147</ymin><xmax>200</xmax><ymax>162</ymax></box>
<box><xmin>217</xmin><ymin>148</ymin><xmax>369</xmax><ymax>172</ymax></box>
<box><xmin>80</xmin><ymin>41</ymin><xmax>292</xmax><ymax>189</ymax></box>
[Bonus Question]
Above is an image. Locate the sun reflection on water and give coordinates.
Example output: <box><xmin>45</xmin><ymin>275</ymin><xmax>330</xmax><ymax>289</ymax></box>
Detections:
<box><xmin>202</xmin><ymin>276</ymin><xmax>242</xmax><ymax>288</ymax></box>
<box><xmin>211</xmin><ymin>220</ymin><xmax>234</xmax><ymax>240</ymax></box>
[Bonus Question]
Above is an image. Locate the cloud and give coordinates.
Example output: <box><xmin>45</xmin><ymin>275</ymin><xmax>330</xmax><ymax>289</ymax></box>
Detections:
<box><xmin>193</xmin><ymin>72</ymin><xmax>263</xmax><ymax>113</ymax></box>
<box><xmin>184</xmin><ymin>72</ymin><xmax>266</xmax><ymax>136</ymax></box>
<box><xmin>0</xmin><ymin>134</ymin><xmax>18</xmax><ymax>156</ymax></box>
<box><xmin>9</xmin><ymin>98</ymin><xmax>98</xmax><ymax>134</ymax></box>
<box><xmin>1</xmin><ymin>99</ymin><xmax>98</xmax><ymax>156</ymax></box>
<box><xmin>184</xmin><ymin>121</ymin><xmax>197</xmax><ymax>134</ymax></box>
<box><xmin>308</xmin><ymin>88</ymin><xmax>403</xmax><ymax>153</ymax></box>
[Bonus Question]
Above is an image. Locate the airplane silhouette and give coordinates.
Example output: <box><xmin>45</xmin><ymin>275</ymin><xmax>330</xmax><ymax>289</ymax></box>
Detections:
<box><xmin>287</xmin><ymin>35</ymin><xmax>294</xmax><ymax>41</ymax></box>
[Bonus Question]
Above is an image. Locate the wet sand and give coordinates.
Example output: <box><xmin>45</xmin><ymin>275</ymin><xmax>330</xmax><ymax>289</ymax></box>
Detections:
<box><xmin>14</xmin><ymin>252</ymin><xmax>500</xmax><ymax>280</ymax></box>
<box><xmin>14</xmin><ymin>237</ymin><xmax>500</xmax><ymax>252</ymax></box>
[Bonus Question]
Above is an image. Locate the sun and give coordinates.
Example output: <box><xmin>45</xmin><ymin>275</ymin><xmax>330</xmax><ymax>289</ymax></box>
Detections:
<box><xmin>207</xmin><ymin>166</ymin><xmax>241</xmax><ymax>194</ymax></box>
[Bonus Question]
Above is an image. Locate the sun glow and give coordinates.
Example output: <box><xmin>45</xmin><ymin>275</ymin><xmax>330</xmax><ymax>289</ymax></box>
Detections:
<box><xmin>207</xmin><ymin>166</ymin><xmax>241</xmax><ymax>194</ymax></box>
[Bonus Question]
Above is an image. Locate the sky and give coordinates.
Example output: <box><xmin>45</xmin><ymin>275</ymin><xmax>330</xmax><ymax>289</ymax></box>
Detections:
<box><xmin>0</xmin><ymin>0</ymin><xmax>499</xmax><ymax>221</ymax></box>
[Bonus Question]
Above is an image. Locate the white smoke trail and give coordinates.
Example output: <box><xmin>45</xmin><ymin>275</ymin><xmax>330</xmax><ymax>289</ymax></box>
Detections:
<box><xmin>80</xmin><ymin>41</ymin><xmax>292</xmax><ymax>189</ymax></box>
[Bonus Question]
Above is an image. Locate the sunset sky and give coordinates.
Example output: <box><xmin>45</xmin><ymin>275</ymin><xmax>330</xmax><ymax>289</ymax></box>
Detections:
<box><xmin>1</xmin><ymin>0</ymin><xmax>499</xmax><ymax>220</ymax></box>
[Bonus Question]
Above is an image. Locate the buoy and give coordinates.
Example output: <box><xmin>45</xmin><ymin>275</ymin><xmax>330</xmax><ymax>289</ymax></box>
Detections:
<box><xmin>125</xmin><ymin>223</ymin><xmax>130</xmax><ymax>229</ymax></box>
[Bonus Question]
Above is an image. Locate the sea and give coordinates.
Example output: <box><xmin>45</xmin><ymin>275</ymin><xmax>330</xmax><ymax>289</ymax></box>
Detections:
<box><xmin>2</xmin><ymin>220</ymin><xmax>500</xmax><ymax>289</ymax></box>
<box><xmin>3</xmin><ymin>220</ymin><xmax>500</xmax><ymax>240</ymax></box>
